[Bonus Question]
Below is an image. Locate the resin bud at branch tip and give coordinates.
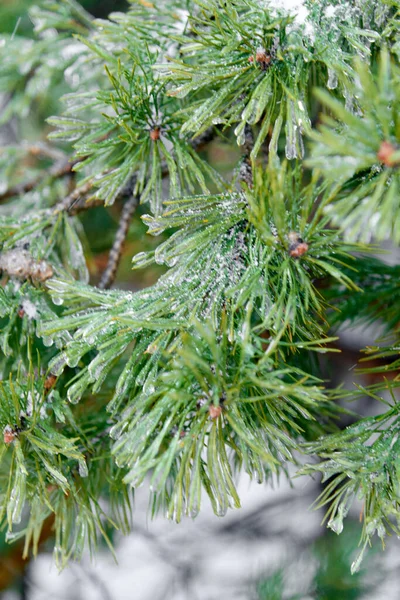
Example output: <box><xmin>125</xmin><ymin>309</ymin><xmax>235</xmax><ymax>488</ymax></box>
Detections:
<box><xmin>150</xmin><ymin>126</ymin><xmax>161</xmax><ymax>141</ymax></box>
<box><xmin>288</xmin><ymin>232</ymin><xmax>309</xmax><ymax>258</ymax></box>
<box><xmin>377</xmin><ymin>141</ymin><xmax>399</xmax><ymax>167</ymax></box>
<box><xmin>209</xmin><ymin>405</ymin><xmax>222</xmax><ymax>419</ymax></box>
<box><xmin>3</xmin><ymin>425</ymin><xmax>16</xmax><ymax>445</ymax></box>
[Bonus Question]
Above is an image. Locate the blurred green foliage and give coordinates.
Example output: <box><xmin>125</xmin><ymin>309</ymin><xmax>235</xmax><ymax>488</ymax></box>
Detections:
<box><xmin>256</xmin><ymin>522</ymin><xmax>381</xmax><ymax>600</ymax></box>
<box><xmin>0</xmin><ymin>0</ymin><xmax>129</xmax><ymax>34</ymax></box>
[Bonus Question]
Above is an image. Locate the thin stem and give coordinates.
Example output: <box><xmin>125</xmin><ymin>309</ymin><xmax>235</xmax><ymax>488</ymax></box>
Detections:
<box><xmin>65</xmin><ymin>0</ymin><xmax>94</xmax><ymax>27</ymax></box>
<box><xmin>69</xmin><ymin>198</ymin><xmax>104</xmax><ymax>215</ymax></box>
<box><xmin>98</xmin><ymin>195</ymin><xmax>139</xmax><ymax>290</ymax></box>
<box><xmin>53</xmin><ymin>180</ymin><xmax>94</xmax><ymax>214</ymax></box>
<box><xmin>238</xmin><ymin>124</ymin><xmax>254</xmax><ymax>186</ymax></box>
<box><xmin>0</xmin><ymin>157</ymin><xmax>82</xmax><ymax>203</ymax></box>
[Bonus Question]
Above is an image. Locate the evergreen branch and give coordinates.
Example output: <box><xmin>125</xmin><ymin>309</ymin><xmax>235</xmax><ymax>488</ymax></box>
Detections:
<box><xmin>0</xmin><ymin>360</ymin><xmax>133</xmax><ymax>566</ymax></box>
<box><xmin>37</xmin><ymin>164</ymin><xmax>359</xmax><ymax>412</ymax></box>
<box><xmin>160</xmin><ymin>0</ymin><xmax>390</xmax><ymax>156</ymax></box>
<box><xmin>111</xmin><ymin>319</ymin><xmax>337</xmax><ymax>521</ymax></box>
<box><xmin>307</xmin><ymin>49</ymin><xmax>400</xmax><ymax>243</ymax></box>
<box><xmin>1</xmin><ymin>0</ymin><xmax>400</xmax><ymax>573</ymax></box>
<box><xmin>324</xmin><ymin>256</ymin><xmax>400</xmax><ymax>332</ymax></box>
<box><xmin>301</xmin><ymin>385</ymin><xmax>400</xmax><ymax>574</ymax></box>
<box><xmin>47</xmin><ymin>46</ymin><xmax>226</xmax><ymax>212</ymax></box>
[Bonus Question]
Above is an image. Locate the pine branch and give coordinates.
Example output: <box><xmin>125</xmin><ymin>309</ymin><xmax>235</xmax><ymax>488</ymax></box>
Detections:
<box><xmin>307</xmin><ymin>49</ymin><xmax>400</xmax><ymax>243</ymax></box>
<box><xmin>301</xmin><ymin>383</ymin><xmax>400</xmax><ymax>574</ymax></box>
<box><xmin>0</xmin><ymin>0</ymin><xmax>400</xmax><ymax>572</ymax></box>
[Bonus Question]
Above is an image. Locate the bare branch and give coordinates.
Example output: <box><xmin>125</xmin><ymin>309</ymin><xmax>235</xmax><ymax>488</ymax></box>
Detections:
<box><xmin>98</xmin><ymin>194</ymin><xmax>140</xmax><ymax>290</ymax></box>
<box><xmin>238</xmin><ymin>124</ymin><xmax>253</xmax><ymax>186</ymax></box>
<box><xmin>0</xmin><ymin>157</ymin><xmax>82</xmax><ymax>202</ymax></box>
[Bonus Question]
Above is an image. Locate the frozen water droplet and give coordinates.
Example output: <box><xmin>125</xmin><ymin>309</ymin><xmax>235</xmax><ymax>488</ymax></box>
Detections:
<box><xmin>216</xmin><ymin>504</ymin><xmax>228</xmax><ymax>517</ymax></box>
<box><xmin>285</xmin><ymin>139</ymin><xmax>297</xmax><ymax>160</ymax></box>
<box><xmin>110</xmin><ymin>422</ymin><xmax>125</xmax><ymax>440</ymax></box>
<box><xmin>188</xmin><ymin>496</ymin><xmax>200</xmax><ymax>518</ymax></box>
<box><xmin>327</xmin><ymin>68</ymin><xmax>338</xmax><ymax>90</ymax></box>
<box><xmin>10</xmin><ymin>484</ymin><xmax>24</xmax><ymax>524</ymax></box>
<box><xmin>65</xmin><ymin>354</ymin><xmax>81</xmax><ymax>368</ymax></box>
<box><xmin>344</xmin><ymin>88</ymin><xmax>355</xmax><ymax>113</ymax></box>
<box><xmin>42</xmin><ymin>336</ymin><xmax>54</xmax><ymax>348</ymax></box>
<box><xmin>351</xmin><ymin>551</ymin><xmax>364</xmax><ymax>574</ymax></box>
<box><xmin>49</xmin><ymin>353</ymin><xmax>68</xmax><ymax>376</ymax></box>
<box><xmin>234</xmin><ymin>122</ymin><xmax>246</xmax><ymax>146</ymax></box>
<box><xmin>78</xmin><ymin>460</ymin><xmax>88</xmax><ymax>478</ymax></box>
<box><xmin>5</xmin><ymin>530</ymin><xmax>19</xmax><ymax>542</ymax></box>
<box><xmin>328</xmin><ymin>515</ymin><xmax>343</xmax><ymax>534</ymax></box>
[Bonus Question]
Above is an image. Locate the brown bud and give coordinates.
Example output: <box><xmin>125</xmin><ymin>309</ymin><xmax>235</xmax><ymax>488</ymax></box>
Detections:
<box><xmin>288</xmin><ymin>232</ymin><xmax>309</xmax><ymax>258</ymax></box>
<box><xmin>209</xmin><ymin>405</ymin><xmax>222</xmax><ymax>419</ymax></box>
<box><xmin>377</xmin><ymin>141</ymin><xmax>399</xmax><ymax>167</ymax></box>
<box><xmin>3</xmin><ymin>425</ymin><xmax>16</xmax><ymax>445</ymax></box>
<box><xmin>150</xmin><ymin>127</ymin><xmax>161</xmax><ymax>141</ymax></box>
<box><xmin>289</xmin><ymin>242</ymin><xmax>309</xmax><ymax>258</ymax></box>
<box><xmin>30</xmin><ymin>259</ymin><xmax>54</xmax><ymax>282</ymax></box>
<box><xmin>18</xmin><ymin>307</ymin><xmax>25</xmax><ymax>318</ymax></box>
<box><xmin>44</xmin><ymin>374</ymin><xmax>57</xmax><ymax>392</ymax></box>
<box><xmin>255</xmin><ymin>47</ymin><xmax>272</xmax><ymax>70</ymax></box>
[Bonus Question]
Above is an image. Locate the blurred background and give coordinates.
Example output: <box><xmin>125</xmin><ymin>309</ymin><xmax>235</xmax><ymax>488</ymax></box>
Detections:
<box><xmin>1</xmin><ymin>1</ymin><xmax>400</xmax><ymax>599</ymax></box>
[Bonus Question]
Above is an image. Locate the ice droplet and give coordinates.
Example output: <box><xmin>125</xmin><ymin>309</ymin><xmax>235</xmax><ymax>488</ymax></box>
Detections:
<box><xmin>10</xmin><ymin>485</ymin><xmax>24</xmax><ymax>524</ymax></box>
<box><xmin>78</xmin><ymin>459</ymin><xmax>88</xmax><ymax>478</ymax></box>
<box><xmin>351</xmin><ymin>551</ymin><xmax>364</xmax><ymax>574</ymax></box>
<box><xmin>328</xmin><ymin>514</ymin><xmax>343</xmax><ymax>534</ymax></box>
<box><xmin>65</xmin><ymin>351</ymin><xmax>82</xmax><ymax>368</ymax></box>
<box><xmin>234</xmin><ymin>122</ymin><xmax>246</xmax><ymax>146</ymax></box>
<box><xmin>5</xmin><ymin>530</ymin><xmax>19</xmax><ymax>542</ymax></box>
<box><xmin>42</xmin><ymin>336</ymin><xmax>54</xmax><ymax>348</ymax></box>
<box><xmin>49</xmin><ymin>353</ymin><xmax>68</xmax><ymax>376</ymax></box>
<box><xmin>327</xmin><ymin>68</ymin><xmax>338</xmax><ymax>90</ymax></box>
<box><xmin>67</xmin><ymin>383</ymin><xmax>83</xmax><ymax>404</ymax></box>
<box><xmin>285</xmin><ymin>138</ymin><xmax>297</xmax><ymax>160</ymax></box>
<box><xmin>344</xmin><ymin>87</ymin><xmax>355</xmax><ymax>113</ymax></box>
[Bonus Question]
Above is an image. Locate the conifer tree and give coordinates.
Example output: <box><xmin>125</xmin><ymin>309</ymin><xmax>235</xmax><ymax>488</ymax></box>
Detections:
<box><xmin>0</xmin><ymin>0</ymin><xmax>399</xmax><ymax>574</ymax></box>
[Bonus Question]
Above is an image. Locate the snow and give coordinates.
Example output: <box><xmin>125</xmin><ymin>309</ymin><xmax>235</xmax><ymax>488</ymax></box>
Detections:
<box><xmin>325</xmin><ymin>5</ymin><xmax>337</xmax><ymax>18</ymax></box>
<box><xmin>26</xmin><ymin>391</ymin><xmax>34</xmax><ymax>417</ymax></box>
<box><xmin>21</xmin><ymin>298</ymin><xmax>38</xmax><ymax>320</ymax></box>
<box><xmin>25</xmin><ymin>390</ymin><xmax>47</xmax><ymax>419</ymax></box>
<box><xmin>272</xmin><ymin>0</ymin><xmax>309</xmax><ymax>24</ymax></box>
<box><xmin>266</xmin><ymin>0</ymin><xmax>315</xmax><ymax>42</ymax></box>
